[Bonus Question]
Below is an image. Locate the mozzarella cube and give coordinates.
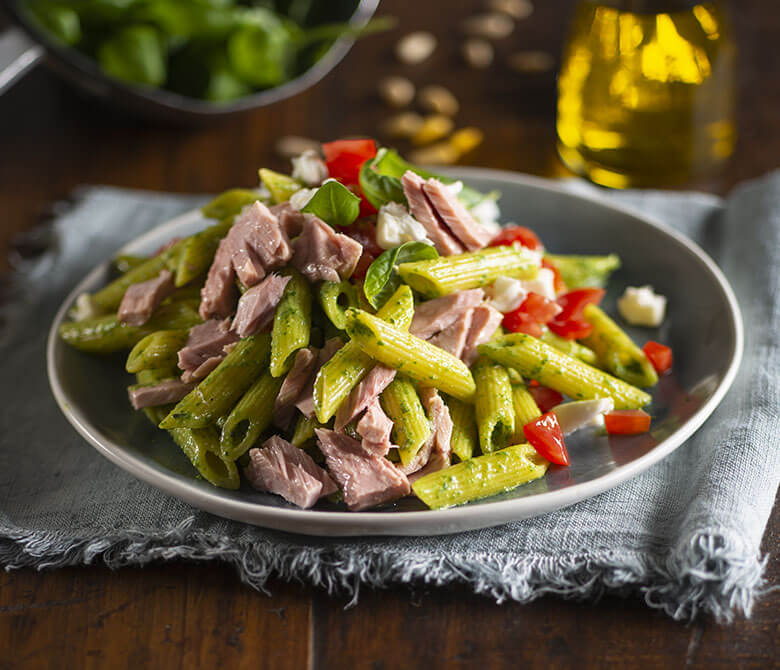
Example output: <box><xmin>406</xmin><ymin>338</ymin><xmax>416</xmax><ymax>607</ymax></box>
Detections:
<box><xmin>617</xmin><ymin>285</ymin><xmax>667</xmax><ymax>327</ymax></box>
<box><xmin>553</xmin><ymin>398</ymin><xmax>614</xmax><ymax>435</ymax></box>
<box><xmin>376</xmin><ymin>202</ymin><xmax>431</xmax><ymax>250</ymax></box>
<box><xmin>291</xmin><ymin>150</ymin><xmax>328</xmax><ymax>187</ymax></box>
<box><xmin>518</xmin><ymin>267</ymin><xmax>557</xmax><ymax>301</ymax></box>
<box><xmin>486</xmin><ymin>276</ymin><xmax>527</xmax><ymax>313</ymax></box>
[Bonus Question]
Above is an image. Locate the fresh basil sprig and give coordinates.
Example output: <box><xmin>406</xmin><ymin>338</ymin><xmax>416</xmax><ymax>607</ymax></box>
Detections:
<box><xmin>364</xmin><ymin>241</ymin><xmax>438</xmax><ymax>309</ymax></box>
<box><xmin>301</xmin><ymin>180</ymin><xmax>360</xmax><ymax>227</ymax></box>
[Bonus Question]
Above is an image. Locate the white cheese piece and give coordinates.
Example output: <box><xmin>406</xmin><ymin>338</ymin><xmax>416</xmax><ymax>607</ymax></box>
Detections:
<box><xmin>72</xmin><ymin>293</ymin><xmax>98</xmax><ymax>321</ymax></box>
<box><xmin>617</xmin><ymin>285</ymin><xmax>667</xmax><ymax>327</ymax></box>
<box><xmin>485</xmin><ymin>276</ymin><xmax>527</xmax><ymax>313</ymax></box>
<box><xmin>376</xmin><ymin>202</ymin><xmax>431</xmax><ymax>250</ymax></box>
<box><xmin>288</xmin><ymin>187</ymin><xmax>317</xmax><ymax>212</ymax></box>
<box><xmin>518</xmin><ymin>267</ymin><xmax>557</xmax><ymax>301</ymax></box>
<box><xmin>553</xmin><ymin>398</ymin><xmax>614</xmax><ymax>435</ymax></box>
<box><xmin>470</xmin><ymin>198</ymin><xmax>501</xmax><ymax>233</ymax></box>
<box><xmin>291</xmin><ymin>150</ymin><xmax>328</xmax><ymax>187</ymax></box>
<box><xmin>445</xmin><ymin>180</ymin><xmax>464</xmax><ymax>196</ymax></box>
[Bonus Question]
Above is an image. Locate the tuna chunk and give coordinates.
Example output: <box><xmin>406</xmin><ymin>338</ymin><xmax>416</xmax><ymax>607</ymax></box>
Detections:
<box><xmin>274</xmin><ymin>347</ymin><xmax>317</xmax><ymax>428</ymax></box>
<box><xmin>295</xmin><ymin>338</ymin><xmax>343</xmax><ymax>418</ymax></box>
<box><xmin>118</xmin><ymin>269</ymin><xmax>175</xmax><ymax>326</ymax></box>
<box><xmin>401</xmin><ymin>171</ymin><xmax>464</xmax><ymax>256</ymax></box>
<box><xmin>428</xmin><ymin>309</ymin><xmax>473</xmax><ymax>359</ymax></box>
<box><xmin>270</xmin><ymin>202</ymin><xmax>307</xmax><ymax>238</ymax></box>
<box><xmin>231</xmin><ymin>274</ymin><xmax>290</xmax><ymax>338</ymax></box>
<box><xmin>291</xmin><ymin>215</ymin><xmax>363</xmax><ymax>282</ymax></box>
<box><xmin>410</xmin><ymin>289</ymin><xmax>484</xmax><ymax>339</ymax></box>
<box><xmin>316</xmin><ymin>429</ymin><xmax>410</xmax><ymax>511</ymax></box>
<box><xmin>178</xmin><ymin>319</ymin><xmax>239</xmax><ymax>382</ymax></box>
<box><xmin>245</xmin><ymin>436</ymin><xmax>337</xmax><ymax>509</ymax></box>
<box><xmin>356</xmin><ymin>398</ymin><xmax>394</xmax><ymax>457</ymax></box>
<box><xmin>422</xmin><ymin>179</ymin><xmax>493</xmax><ymax>251</ymax></box>
<box><xmin>334</xmin><ymin>364</ymin><xmax>397</xmax><ymax>432</ymax></box>
<box><xmin>128</xmin><ymin>378</ymin><xmax>194</xmax><ymax>410</ymax></box>
<box><xmin>227</xmin><ymin>202</ymin><xmax>292</xmax><ymax>287</ymax></box>
<box><xmin>199</xmin><ymin>238</ymin><xmax>237</xmax><ymax>320</ymax></box>
<box><xmin>399</xmin><ymin>387</ymin><xmax>452</xmax><ymax>478</ymax></box>
<box><xmin>462</xmin><ymin>303</ymin><xmax>503</xmax><ymax>366</ymax></box>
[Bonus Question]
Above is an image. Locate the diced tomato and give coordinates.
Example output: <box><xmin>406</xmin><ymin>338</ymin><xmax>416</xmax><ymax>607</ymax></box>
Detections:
<box><xmin>547</xmin><ymin>288</ymin><xmax>605</xmax><ymax>339</ymax></box>
<box><xmin>322</xmin><ymin>139</ymin><xmax>377</xmax><ymax>186</ymax></box>
<box><xmin>488</xmin><ymin>226</ymin><xmax>543</xmax><ymax>251</ymax></box>
<box><xmin>523</xmin><ymin>411</ymin><xmax>569</xmax><ymax>465</ymax></box>
<box><xmin>502</xmin><ymin>309</ymin><xmax>543</xmax><ymax>337</ymax></box>
<box><xmin>351</xmin><ymin>251</ymin><xmax>376</xmax><ymax>281</ymax></box>
<box><xmin>521</xmin><ymin>292</ymin><xmax>562</xmax><ymax>323</ymax></box>
<box><xmin>342</xmin><ymin>220</ymin><xmax>383</xmax><ymax>257</ymax></box>
<box><xmin>604</xmin><ymin>409</ymin><xmax>651</xmax><ymax>435</ymax></box>
<box><xmin>541</xmin><ymin>258</ymin><xmax>567</xmax><ymax>294</ymax></box>
<box><xmin>344</xmin><ymin>183</ymin><xmax>377</xmax><ymax>217</ymax></box>
<box><xmin>529</xmin><ymin>386</ymin><xmax>564</xmax><ymax>413</ymax></box>
<box><xmin>528</xmin><ymin>379</ymin><xmax>540</xmax><ymax>387</ymax></box>
<box><xmin>642</xmin><ymin>341</ymin><xmax>673</xmax><ymax>374</ymax></box>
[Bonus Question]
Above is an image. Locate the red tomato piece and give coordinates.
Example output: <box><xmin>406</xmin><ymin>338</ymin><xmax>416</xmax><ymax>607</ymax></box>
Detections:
<box><xmin>529</xmin><ymin>386</ymin><xmax>564</xmax><ymax>413</ymax></box>
<box><xmin>351</xmin><ymin>251</ymin><xmax>375</xmax><ymax>281</ymax></box>
<box><xmin>322</xmin><ymin>139</ymin><xmax>377</xmax><ymax>185</ymax></box>
<box><xmin>523</xmin><ymin>411</ymin><xmax>570</xmax><ymax>465</ymax></box>
<box><xmin>547</xmin><ymin>288</ymin><xmax>605</xmax><ymax>339</ymax></box>
<box><xmin>642</xmin><ymin>341</ymin><xmax>673</xmax><ymax>374</ymax></box>
<box><xmin>488</xmin><ymin>226</ymin><xmax>543</xmax><ymax>251</ymax></box>
<box><xmin>521</xmin><ymin>292</ymin><xmax>562</xmax><ymax>324</ymax></box>
<box><xmin>541</xmin><ymin>258</ymin><xmax>567</xmax><ymax>294</ymax></box>
<box><xmin>604</xmin><ymin>409</ymin><xmax>651</xmax><ymax>435</ymax></box>
<box><xmin>341</xmin><ymin>220</ymin><xmax>383</xmax><ymax>257</ymax></box>
<box><xmin>502</xmin><ymin>309</ymin><xmax>543</xmax><ymax>337</ymax></box>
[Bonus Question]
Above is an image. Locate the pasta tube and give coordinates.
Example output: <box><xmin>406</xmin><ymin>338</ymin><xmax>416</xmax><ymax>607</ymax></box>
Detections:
<box><xmin>539</xmin><ymin>331</ymin><xmax>599</xmax><ymax>366</ymax></box>
<box><xmin>412</xmin><ymin>443</ymin><xmax>548</xmax><ymax>509</ymax></box>
<box><xmin>220</xmin><ymin>371</ymin><xmax>284</xmax><ymax>460</ymax></box>
<box><xmin>398</xmin><ymin>245</ymin><xmax>539</xmax><ymax>298</ymax></box>
<box><xmin>473</xmin><ymin>360</ymin><xmax>515</xmax><ymax>453</ymax></box>
<box><xmin>543</xmin><ymin>253</ymin><xmax>620</xmax><ymax>289</ymax></box>
<box><xmin>159</xmin><ymin>333</ymin><xmax>271</xmax><ymax>429</ymax></box>
<box><xmin>126</xmin><ymin>329</ymin><xmax>189</xmax><ymax>373</ymax></box>
<box><xmin>201</xmin><ymin>189</ymin><xmax>264</xmax><ymax>221</ymax></box>
<box><xmin>511</xmin><ymin>384</ymin><xmax>542</xmax><ymax>442</ymax></box>
<box><xmin>174</xmin><ymin>219</ymin><xmax>232</xmax><ymax>287</ymax></box>
<box><xmin>318</xmin><ymin>280</ymin><xmax>359</xmax><ymax>330</ymax></box>
<box><xmin>270</xmin><ymin>270</ymin><xmax>312</xmax><ymax>377</ymax></box>
<box><xmin>478</xmin><ymin>335</ymin><xmax>651</xmax><ymax>409</ymax></box>
<box><xmin>168</xmin><ymin>426</ymin><xmax>240</xmax><ymax>489</ymax></box>
<box><xmin>313</xmin><ymin>285</ymin><xmax>414</xmax><ymax>423</ymax></box>
<box><xmin>344</xmin><ymin>309</ymin><xmax>476</xmax><ymax>401</ymax></box>
<box><xmin>580</xmin><ymin>304</ymin><xmax>658</xmax><ymax>388</ymax></box>
<box><xmin>59</xmin><ymin>300</ymin><xmax>201</xmax><ymax>353</ymax></box>
<box><xmin>380</xmin><ymin>376</ymin><xmax>431</xmax><ymax>466</ymax></box>
<box><xmin>444</xmin><ymin>395</ymin><xmax>478</xmax><ymax>462</ymax></box>
<box><xmin>291</xmin><ymin>415</ymin><xmax>321</xmax><ymax>447</ymax></box>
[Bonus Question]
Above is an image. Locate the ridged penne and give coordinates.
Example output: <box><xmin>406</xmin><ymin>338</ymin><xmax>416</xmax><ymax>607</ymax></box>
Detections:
<box><xmin>380</xmin><ymin>376</ymin><xmax>431</xmax><ymax>466</ymax></box>
<box><xmin>473</xmin><ymin>359</ymin><xmax>515</xmax><ymax>453</ymax></box>
<box><xmin>270</xmin><ymin>270</ymin><xmax>312</xmax><ymax>377</ymax></box>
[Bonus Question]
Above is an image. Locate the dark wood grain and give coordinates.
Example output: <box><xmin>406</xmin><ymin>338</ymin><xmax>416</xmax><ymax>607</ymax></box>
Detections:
<box><xmin>0</xmin><ymin>0</ymin><xmax>777</xmax><ymax>668</ymax></box>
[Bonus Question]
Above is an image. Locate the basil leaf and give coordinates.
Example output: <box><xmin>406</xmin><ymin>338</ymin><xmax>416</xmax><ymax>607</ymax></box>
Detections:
<box><xmin>301</xmin><ymin>180</ymin><xmax>361</xmax><ymax>227</ymax></box>
<box><xmin>364</xmin><ymin>241</ymin><xmax>438</xmax><ymax>309</ymax></box>
<box><xmin>97</xmin><ymin>25</ymin><xmax>167</xmax><ymax>87</ymax></box>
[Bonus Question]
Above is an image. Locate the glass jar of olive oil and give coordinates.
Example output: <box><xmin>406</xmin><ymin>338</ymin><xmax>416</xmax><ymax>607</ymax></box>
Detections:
<box><xmin>556</xmin><ymin>1</ymin><xmax>736</xmax><ymax>188</ymax></box>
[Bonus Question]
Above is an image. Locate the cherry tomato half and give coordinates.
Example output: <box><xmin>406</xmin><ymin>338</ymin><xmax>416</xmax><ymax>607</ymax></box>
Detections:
<box><xmin>502</xmin><ymin>310</ymin><xmax>543</xmax><ymax>337</ymax></box>
<box><xmin>642</xmin><ymin>341</ymin><xmax>673</xmax><ymax>374</ymax></box>
<box><xmin>604</xmin><ymin>409</ymin><xmax>651</xmax><ymax>435</ymax></box>
<box><xmin>488</xmin><ymin>226</ymin><xmax>543</xmax><ymax>251</ymax></box>
<box><xmin>529</xmin><ymin>386</ymin><xmax>564</xmax><ymax>413</ymax></box>
<box><xmin>547</xmin><ymin>288</ymin><xmax>605</xmax><ymax>339</ymax></box>
<box><xmin>523</xmin><ymin>411</ymin><xmax>570</xmax><ymax>465</ymax></box>
<box><xmin>521</xmin><ymin>292</ymin><xmax>562</xmax><ymax>323</ymax></box>
<box><xmin>322</xmin><ymin>139</ymin><xmax>377</xmax><ymax>185</ymax></box>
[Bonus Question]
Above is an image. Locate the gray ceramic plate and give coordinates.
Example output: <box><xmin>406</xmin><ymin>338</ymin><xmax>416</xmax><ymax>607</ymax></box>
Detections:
<box><xmin>47</xmin><ymin>169</ymin><xmax>743</xmax><ymax>536</ymax></box>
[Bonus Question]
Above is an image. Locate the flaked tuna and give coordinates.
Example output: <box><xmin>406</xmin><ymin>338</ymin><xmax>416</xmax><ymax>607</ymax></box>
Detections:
<box><xmin>410</xmin><ymin>289</ymin><xmax>484</xmax><ymax>339</ymax></box>
<box><xmin>270</xmin><ymin>201</ymin><xmax>306</xmax><ymax>238</ymax></box>
<box><xmin>462</xmin><ymin>303</ymin><xmax>503</xmax><ymax>366</ymax></box>
<box><xmin>128</xmin><ymin>378</ymin><xmax>194</xmax><ymax>410</ymax></box>
<box><xmin>228</xmin><ymin>202</ymin><xmax>292</xmax><ymax>286</ymax></box>
<box><xmin>245</xmin><ymin>436</ymin><xmax>337</xmax><ymax>509</ymax></box>
<box><xmin>400</xmin><ymin>387</ymin><xmax>452</xmax><ymax>479</ymax></box>
<box><xmin>291</xmin><ymin>215</ymin><xmax>362</xmax><ymax>283</ymax></box>
<box><xmin>199</xmin><ymin>238</ymin><xmax>237</xmax><ymax>320</ymax></box>
<box><xmin>401</xmin><ymin>171</ymin><xmax>464</xmax><ymax>256</ymax></box>
<box><xmin>428</xmin><ymin>310</ymin><xmax>473</xmax><ymax>359</ymax></box>
<box><xmin>422</xmin><ymin>179</ymin><xmax>493</xmax><ymax>251</ymax></box>
<box><xmin>231</xmin><ymin>274</ymin><xmax>290</xmax><ymax>338</ymax></box>
<box><xmin>274</xmin><ymin>347</ymin><xmax>317</xmax><ymax>428</ymax></box>
<box><xmin>118</xmin><ymin>269</ymin><xmax>175</xmax><ymax>326</ymax></box>
<box><xmin>356</xmin><ymin>398</ymin><xmax>394</xmax><ymax>457</ymax></box>
<box><xmin>178</xmin><ymin>319</ymin><xmax>239</xmax><ymax>382</ymax></box>
<box><xmin>334</xmin><ymin>364</ymin><xmax>397</xmax><ymax>432</ymax></box>
<box><xmin>316</xmin><ymin>429</ymin><xmax>410</xmax><ymax>511</ymax></box>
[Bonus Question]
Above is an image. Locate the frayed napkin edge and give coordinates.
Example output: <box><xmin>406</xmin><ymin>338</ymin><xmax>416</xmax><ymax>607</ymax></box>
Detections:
<box><xmin>0</xmin><ymin>516</ymin><xmax>771</xmax><ymax>623</ymax></box>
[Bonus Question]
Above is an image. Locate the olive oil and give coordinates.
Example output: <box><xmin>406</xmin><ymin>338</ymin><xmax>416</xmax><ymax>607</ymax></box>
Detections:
<box><xmin>557</xmin><ymin>1</ymin><xmax>736</xmax><ymax>188</ymax></box>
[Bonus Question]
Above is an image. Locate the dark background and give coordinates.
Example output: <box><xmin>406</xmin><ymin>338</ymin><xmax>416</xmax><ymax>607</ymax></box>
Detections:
<box><xmin>0</xmin><ymin>1</ymin><xmax>777</xmax><ymax>667</ymax></box>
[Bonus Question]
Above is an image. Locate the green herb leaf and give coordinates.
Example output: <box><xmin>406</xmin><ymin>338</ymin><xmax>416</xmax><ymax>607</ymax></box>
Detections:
<box><xmin>227</xmin><ymin>10</ymin><xmax>294</xmax><ymax>88</ymax></box>
<box><xmin>364</xmin><ymin>241</ymin><xmax>438</xmax><ymax>309</ymax></box>
<box><xmin>97</xmin><ymin>25</ymin><xmax>167</xmax><ymax>87</ymax></box>
<box><xmin>302</xmin><ymin>180</ymin><xmax>361</xmax><ymax>227</ymax></box>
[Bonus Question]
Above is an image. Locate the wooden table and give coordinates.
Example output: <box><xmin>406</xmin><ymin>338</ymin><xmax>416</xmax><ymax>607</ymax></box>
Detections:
<box><xmin>1</xmin><ymin>1</ymin><xmax>777</xmax><ymax>667</ymax></box>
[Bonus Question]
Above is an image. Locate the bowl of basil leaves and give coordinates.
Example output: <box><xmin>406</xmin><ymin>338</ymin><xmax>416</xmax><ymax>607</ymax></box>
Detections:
<box><xmin>0</xmin><ymin>0</ymin><xmax>383</xmax><ymax>122</ymax></box>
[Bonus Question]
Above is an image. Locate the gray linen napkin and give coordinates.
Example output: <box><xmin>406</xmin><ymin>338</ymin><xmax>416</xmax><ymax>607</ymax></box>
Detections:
<box><xmin>1</xmin><ymin>174</ymin><xmax>778</xmax><ymax>622</ymax></box>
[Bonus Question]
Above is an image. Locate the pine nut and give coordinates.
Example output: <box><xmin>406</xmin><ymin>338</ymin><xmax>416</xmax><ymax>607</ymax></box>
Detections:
<box><xmin>462</xmin><ymin>13</ymin><xmax>515</xmax><ymax>40</ymax></box>
<box><xmin>487</xmin><ymin>0</ymin><xmax>533</xmax><ymax>20</ymax></box>
<box><xmin>418</xmin><ymin>85</ymin><xmax>460</xmax><ymax>117</ymax></box>
<box><xmin>382</xmin><ymin>112</ymin><xmax>425</xmax><ymax>138</ymax></box>
<box><xmin>378</xmin><ymin>76</ymin><xmax>415</xmax><ymax>108</ymax></box>
<box><xmin>411</xmin><ymin>115</ymin><xmax>455</xmax><ymax>146</ymax></box>
<box><xmin>508</xmin><ymin>50</ymin><xmax>555</xmax><ymax>72</ymax></box>
<box><xmin>396</xmin><ymin>31</ymin><xmax>437</xmax><ymax>64</ymax></box>
<box><xmin>462</xmin><ymin>39</ymin><xmax>494</xmax><ymax>68</ymax></box>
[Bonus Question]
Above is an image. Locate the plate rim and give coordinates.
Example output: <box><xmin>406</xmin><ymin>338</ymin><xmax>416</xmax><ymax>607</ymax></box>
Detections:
<box><xmin>46</xmin><ymin>169</ymin><xmax>744</xmax><ymax>536</ymax></box>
